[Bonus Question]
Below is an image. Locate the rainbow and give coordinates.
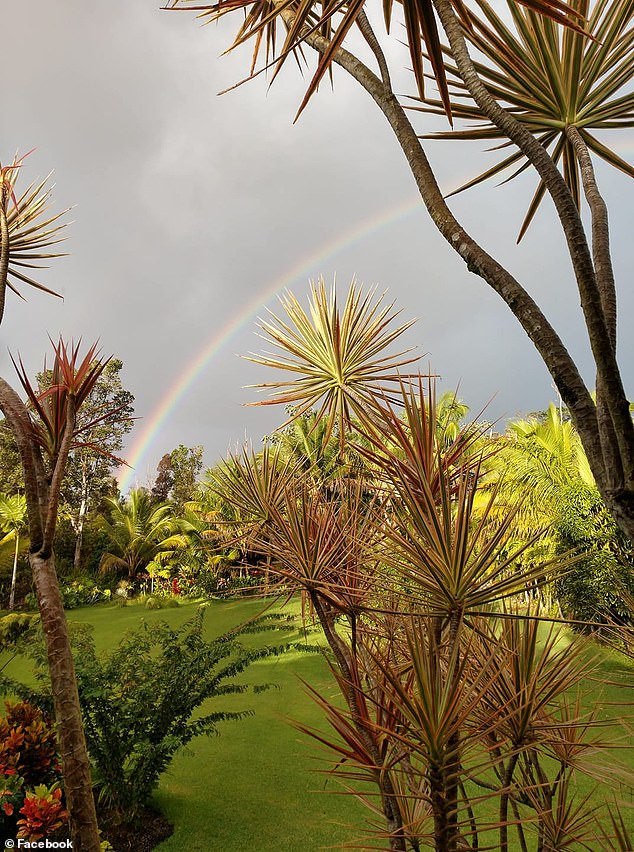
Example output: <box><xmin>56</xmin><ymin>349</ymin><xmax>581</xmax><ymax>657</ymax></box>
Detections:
<box><xmin>117</xmin><ymin>195</ymin><xmax>423</xmax><ymax>493</ymax></box>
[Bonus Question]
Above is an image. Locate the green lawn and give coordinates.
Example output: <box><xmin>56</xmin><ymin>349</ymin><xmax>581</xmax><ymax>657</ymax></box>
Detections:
<box><xmin>2</xmin><ymin>599</ymin><xmax>633</xmax><ymax>850</ymax></box>
<box><xmin>2</xmin><ymin>598</ymin><xmax>367</xmax><ymax>851</ymax></box>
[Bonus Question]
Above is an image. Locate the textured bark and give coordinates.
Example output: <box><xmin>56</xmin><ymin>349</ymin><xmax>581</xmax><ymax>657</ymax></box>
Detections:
<box><xmin>431</xmin><ymin>0</ymin><xmax>634</xmax><ymax>507</ymax></box>
<box><xmin>0</xmin><ymin>196</ymin><xmax>8</xmax><ymax>326</ymax></box>
<box><xmin>73</xmin><ymin>462</ymin><xmax>89</xmax><ymax>572</ymax></box>
<box><xmin>565</xmin><ymin>126</ymin><xmax>617</xmax><ymax>349</ymax></box>
<box><xmin>30</xmin><ymin>552</ymin><xmax>100</xmax><ymax>852</ymax></box>
<box><xmin>9</xmin><ymin>533</ymin><xmax>19</xmax><ymax>611</ymax></box>
<box><xmin>565</xmin><ymin>125</ymin><xmax>628</xmax><ymax>496</ymax></box>
<box><xmin>499</xmin><ymin>751</ymin><xmax>520</xmax><ymax>852</ymax></box>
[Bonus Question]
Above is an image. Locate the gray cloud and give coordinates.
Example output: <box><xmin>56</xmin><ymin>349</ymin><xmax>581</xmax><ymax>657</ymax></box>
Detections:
<box><xmin>3</xmin><ymin>1</ymin><xmax>633</xmax><ymax>488</ymax></box>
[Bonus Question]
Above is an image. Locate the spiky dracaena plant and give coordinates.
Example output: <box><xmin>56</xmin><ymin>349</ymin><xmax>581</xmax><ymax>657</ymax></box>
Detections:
<box><xmin>220</xmin><ymin>280</ymin><xmax>633</xmax><ymax>850</ymax></box>
<box><xmin>0</xmin><ymin>155</ymin><xmax>103</xmax><ymax>850</ymax></box>
<box><xmin>417</xmin><ymin>0</ymin><xmax>634</xmax><ymax>239</ymax></box>
<box><xmin>169</xmin><ymin>0</ymin><xmax>634</xmax><ymax>557</ymax></box>
<box><xmin>245</xmin><ymin>279</ymin><xmax>420</xmax><ymax>448</ymax></box>
<box><xmin>0</xmin><ymin>341</ymin><xmax>115</xmax><ymax>851</ymax></box>
<box><xmin>0</xmin><ymin>153</ymin><xmax>68</xmax><ymax>325</ymax></box>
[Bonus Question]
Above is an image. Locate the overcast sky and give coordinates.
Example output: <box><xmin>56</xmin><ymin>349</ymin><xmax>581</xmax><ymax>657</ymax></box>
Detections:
<box><xmin>3</xmin><ymin>1</ymin><xmax>634</xmax><ymax>491</ymax></box>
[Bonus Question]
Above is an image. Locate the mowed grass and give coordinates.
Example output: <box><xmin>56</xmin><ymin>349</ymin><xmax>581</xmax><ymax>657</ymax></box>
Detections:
<box><xmin>3</xmin><ymin>599</ymin><xmax>634</xmax><ymax>850</ymax></box>
<box><xmin>2</xmin><ymin>598</ymin><xmax>368</xmax><ymax>851</ymax></box>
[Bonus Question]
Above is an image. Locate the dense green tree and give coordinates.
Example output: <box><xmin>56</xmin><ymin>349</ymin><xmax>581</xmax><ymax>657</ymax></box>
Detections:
<box><xmin>555</xmin><ymin>483</ymin><xmax>634</xmax><ymax>624</ymax></box>
<box><xmin>150</xmin><ymin>453</ymin><xmax>174</xmax><ymax>503</ymax></box>
<box><xmin>169</xmin><ymin>444</ymin><xmax>204</xmax><ymax>509</ymax></box>
<box><xmin>489</xmin><ymin>404</ymin><xmax>634</xmax><ymax>623</ymax></box>
<box><xmin>0</xmin><ymin>419</ymin><xmax>23</xmax><ymax>495</ymax></box>
<box><xmin>36</xmin><ymin>359</ymin><xmax>135</xmax><ymax>573</ymax></box>
<box><xmin>150</xmin><ymin>444</ymin><xmax>203</xmax><ymax>511</ymax></box>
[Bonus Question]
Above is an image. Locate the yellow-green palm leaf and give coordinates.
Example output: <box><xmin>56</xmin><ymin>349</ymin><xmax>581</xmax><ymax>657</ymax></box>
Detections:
<box><xmin>245</xmin><ymin>278</ymin><xmax>418</xmax><ymax>447</ymax></box>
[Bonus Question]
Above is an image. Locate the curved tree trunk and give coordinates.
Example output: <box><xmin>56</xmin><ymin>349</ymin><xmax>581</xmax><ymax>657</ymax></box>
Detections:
<box><xmin>30</xmin><ymin>551</ymin><xmax>101</xmax><ymax>851</ymax></box>
<box><xmin>0</xmin><ymin>377</ymin><xmax>101</xmax><ymax>852</ymax></box>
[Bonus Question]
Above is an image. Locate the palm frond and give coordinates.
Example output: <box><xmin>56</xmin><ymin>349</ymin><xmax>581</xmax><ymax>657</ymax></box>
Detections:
<box><xmin>0</xmin><ymin>154</ymin><xmax>70</xmax><ymax>306</ymax></box>
<box><xmin>245</xmin><ymin>278</ymin><xmax>419</xmax><ymax>448</ymax></box>
<box><xmin>166</xmin><ymin>0</ymin><xmax>583</xmax><ymax>119</ymax></box>
<box><xmin>414</xmin><ymin>0</ymin><xmax>634</xmax><ymax>236</ymax></box>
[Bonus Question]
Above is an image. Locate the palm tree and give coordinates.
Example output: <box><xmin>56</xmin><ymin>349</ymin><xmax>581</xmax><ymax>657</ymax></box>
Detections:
<box><xmin>0</xmin><ymin>492</ymin><xmax>28</xmax><ymax>610</ymax></box>
<box><xmin>504</xmin><ymin>404</ymin><xmax>594</xmax><ymax>506</ymax></box>
<box><xmin>98</xmin><ymin>489</ymin><xmax>188</xmax><ymax>583</ymax></box>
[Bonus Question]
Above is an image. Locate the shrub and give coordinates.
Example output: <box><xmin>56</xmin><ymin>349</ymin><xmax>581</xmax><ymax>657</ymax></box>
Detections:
<box><xmin>16</xmin><ymin>784</ymin><xmax>69</xmax><ymax>841</ymax></box>
<box><xmin>0</xmin><ymin>766</ymin><xmax>23</xmax><ymax>820</ymax></box>
<box><xmin>2</xmin><ymin>606</ymin><xmax>302</xmax><ymax>822</ymax></box>
<box><xmin>24</xmin><ymin>579</ymin><xmax>112</xmax><ymax>612</ymax></box>
<box><xmin>0</xmin><ymin>702</ymin><xmax>60</xmax><ymax>787</ymax></box>
<box><xmin>554</xmin><ymin>484</ymin><xmax>634</xmax><ymax>626</ymax></box>
<box><xmin>0</xmin><ymin>702</ymin><xmax>65</xmax><ymax>839</ymax></box>
<box><xmin>0</xmin><ymin>613</ymin><xmax>38</xmax><ymax>646</ymax></box>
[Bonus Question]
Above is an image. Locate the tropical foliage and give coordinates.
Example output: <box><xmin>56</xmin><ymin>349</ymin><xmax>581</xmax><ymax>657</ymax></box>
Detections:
<box><xmin>417</xmin><ymin>0</ymin><xmax>634</xmax><ymax>237</ymax></box>
<box><xmin>208</xmin><ymin>279</ymin><xmax>634</xmax><ymax>851</ymax></box>
<box><xmin>98</xmin><ymin>489</ymin><xmax>189</xmax><ymax>583</ymax></box>
<box><xmin>2</xmin><ymin>608</ymin><xmax>300</xmax><ymax>823</ymax></box>
<box><xmin>0</xmin><ymin>152</ymin><xmax>68</xmax><ymax>324</ymax></box>
<box><xmin>485</xmin><ymin>404</ymin><xmax>634</xmax><ymax>624</ymax></box>
<box><xmin>169</xmin><ymin>0</ymin><xmax>634</xmax><ymax>562</ymax></box>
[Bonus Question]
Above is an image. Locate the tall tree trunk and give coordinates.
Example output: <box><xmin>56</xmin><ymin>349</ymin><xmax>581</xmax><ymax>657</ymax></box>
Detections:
<box><xmin>30</xmin><ymin>550</ymin><xmax>101</xmax><ymax>851</ymax></box>
<box><xmin>73</xmin><ymin>521</ymin><xmax>85</xmax><ymax>574</ymax></box>
<box><xmin>73</xmin><ymin>469</ymin><xmax>88</xmax><ymax>573</ymax></box>
<box><xmin>9</xmin><ymin>532</ymin><xmax>19</xmax><ymax>610</ymax></box>
<box><xmin>0</xmin><ymin>377</ymin><xmax>102</xmax><ymax>851</ymax></box>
